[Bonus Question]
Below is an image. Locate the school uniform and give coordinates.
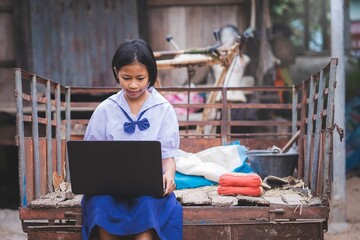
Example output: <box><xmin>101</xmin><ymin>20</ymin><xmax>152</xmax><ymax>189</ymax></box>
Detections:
<box><xmin>82</xmin><ymin>87</ymin><xmax>183</xmax><ymax>239</ymax></box>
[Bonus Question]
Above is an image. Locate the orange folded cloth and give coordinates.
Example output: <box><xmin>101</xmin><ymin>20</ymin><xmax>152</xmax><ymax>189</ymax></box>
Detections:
<box><xmin>219</xmin><ymin>173</ymin><xmax>262</xmax><ymax>188</ymax></box>
<box><xmin>218</xmin><ymin>186</ymin><xmax>263</xmax><ymax>197</ymax></box>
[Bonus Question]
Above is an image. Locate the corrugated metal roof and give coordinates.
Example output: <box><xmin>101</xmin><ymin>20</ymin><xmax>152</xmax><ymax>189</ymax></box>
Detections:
<box><xmin>29</xmin><ymin>0</ymin><xmax>139</xmax><ymax>87</ymax></box>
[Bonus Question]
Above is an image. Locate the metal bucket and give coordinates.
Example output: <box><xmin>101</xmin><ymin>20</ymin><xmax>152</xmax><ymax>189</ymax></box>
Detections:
<box><xmin>246</xmin><ymin>152</ymin><xmax>298</xmax><ymax>179</ymax></box>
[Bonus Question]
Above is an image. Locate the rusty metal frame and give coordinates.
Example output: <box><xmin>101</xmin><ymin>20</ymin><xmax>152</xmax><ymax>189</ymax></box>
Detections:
<box><xmin>15</xmin><ymin>69</ymin><xmax>69</xmax><ymax>206</ymax></box>
<box><xmin>293</xmin><ymin>59</ymin><xmax>338</xmax><ymax>199</ymax></box>
<box><xmin>19</xmin><ymin>205</ymin><xmax>329</xmax><ymax>239</ymax></box>
<box><xmin>15</xmin><ymin>59</ymin><xmax>338</xmax><ymax>239</ymax></box>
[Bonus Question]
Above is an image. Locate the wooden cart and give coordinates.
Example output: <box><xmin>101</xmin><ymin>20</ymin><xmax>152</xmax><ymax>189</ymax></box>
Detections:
<box><xmin>15</xmin><ymin>59</ymin><xmax>339</xmax><ymax>239</ymax></box>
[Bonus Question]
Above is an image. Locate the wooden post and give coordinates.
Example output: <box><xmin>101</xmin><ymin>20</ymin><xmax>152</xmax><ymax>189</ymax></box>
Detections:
<box><xmin>330</xmin><ymin>0</ymin><xmax>347</xmax><ymax>232</ymax></box>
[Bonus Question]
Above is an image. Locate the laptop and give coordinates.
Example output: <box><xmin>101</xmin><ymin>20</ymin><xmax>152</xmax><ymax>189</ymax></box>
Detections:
<box><xmin>67</xmin><ymin>140</ymin><xmax>164</xmax><ymax>197</ymax></box>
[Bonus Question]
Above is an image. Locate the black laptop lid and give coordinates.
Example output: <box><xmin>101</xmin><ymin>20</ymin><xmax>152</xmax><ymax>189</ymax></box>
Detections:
<box><xmin>67</xmin><ymin>141</ymin><xmax>164</xmax><ymax>197</ymax></box>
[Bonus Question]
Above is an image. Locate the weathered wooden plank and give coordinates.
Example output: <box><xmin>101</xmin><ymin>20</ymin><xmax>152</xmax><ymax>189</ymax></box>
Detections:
<box><xmin>211</xmin><ymin>195</ymin><xmax>238</xmax><ymax>206</ymax></box>
<box><xmin>263</xmin><ymin>196</ymin><xmax>285</xmax><ymax>205</ymax></box>
<box><xmin>308</xmin><ymin>197</ymin><xmax>322</xmax><ymax>206</ymax></box>
<box><xmin>316</xmin><ymin>131</ymin><xmax>325</xmax><ymax>197</ymax></box>
<box><xmin>182</xmin><ymin>190</ymin><xmax>211</xmax><ymax>206</ymax></box>
<box><xmin>206</xmin><ymin>189</ymin><xmax>239</xmax><ymax>207</ymax></box>
<box><xmin>281</xmin><ymin>194</ymin><xmax>304</xmax><ymax>206</ymax></box>
<box><xmin>236</xmin><ymin>195</ymin><xmax>270</xmax><ymax>206</ymax></box>
<box><xmin>29</xmin><ymin>192</ymin><xmax>68</xmax><ymax>208</ymax></box>
<box><xmin>304</xmin><ymin>76</ymin><xmax>315</xmax><ymax>187</ymax></box>
<box><xmin>311</xmin><ymin>70</ymin><xmax>326</xmax><ymax>194</ymax></box>
<box><xmin>297</xmin><ymin>80</ymin><xmax>309</xmax><ymax>179</ymax></box>
<box><xmin>174</xmin><ymin>189</ymin><xmax>185</xmax><ymax>202</ymax></box>
<box><xmin>57</xmin><ymin>194</ymin><xmax>82</xmax><ymax>208</ymax></box>
<box><xmin>307</xmin><ymin>134</ymin><xmax>315</xmax><ymax>185</ymax></box>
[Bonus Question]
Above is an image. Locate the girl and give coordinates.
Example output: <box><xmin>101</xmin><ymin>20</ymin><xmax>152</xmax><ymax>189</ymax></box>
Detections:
<box><xmin>82</xmin><ymin>39</ymin><xmax>183</xmax><ymax>240</ymax></box>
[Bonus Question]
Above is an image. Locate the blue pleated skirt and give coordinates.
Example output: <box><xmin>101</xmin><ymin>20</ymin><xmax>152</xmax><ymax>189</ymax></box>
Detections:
<box><xmin>81</xmin><ymin>193</ymin><xmax>183</xmax><ymax>240</ymax></box>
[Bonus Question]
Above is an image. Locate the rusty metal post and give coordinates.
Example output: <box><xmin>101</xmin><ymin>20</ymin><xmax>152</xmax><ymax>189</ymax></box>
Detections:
<box><xmin>45</xmin><ymin>80</ymin><xmax>53</xmax><ymax>192</ymax></box>
<box><xmin>221</xmin><ymin>88</ymin><xmax>228</xmax><ymax>145</ymax></box>
<box><xmin>55</xmin><ymin>84</ymin><xmax>62</xmax><ymax>175</ymax></box>
<box><xmin>304</xmin><ymin>76</ymin><xmax>315</xmax><ymax>187</ymax></box>
<box><xmin>31</xmin><ymin>75</ymin><xmax>41</xmax><ymax>198</ymax></box>
<box><xmin>65</xmin><ymin>87</ymin><xmax>71</xmax><ymax>182</ymax></box>
<box><xmin>15</xmin><ymin>69</ymin><xmax>26</xmax><ymax>207</ymax></box>
<box><xmin>311</xmin><ymin>70</ymin><xmax>325</xmax><ymax>195</ymax></box>
<box><xmin>330</xmin><ymin>0</ymin><xmax>347</xmax><ymax>232</ymax></box>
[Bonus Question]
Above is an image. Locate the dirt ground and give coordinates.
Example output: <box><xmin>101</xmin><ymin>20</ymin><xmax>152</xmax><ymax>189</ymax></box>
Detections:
<box><xmin>325</xmin><ymin>175</ymin><xmax>360</xmax><ymax>240</ymax></box>
<box><xmin>0</xmin><ymin>209</ymin><xmax>26</xmax><ymax>240</ymax></box>
<box><xmin>1</xmin><ymin>176</ymin><xmax>360</xmax><ymax>240</ymax></box>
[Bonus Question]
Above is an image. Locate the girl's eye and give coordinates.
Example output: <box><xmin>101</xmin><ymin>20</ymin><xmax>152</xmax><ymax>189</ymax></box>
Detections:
<box><xmin>122</xmin><ymin>77</ymin><xmax>130</xmax><ymax>80</ymax></box>
<box><xmin>137</xmin><ymin>77</ymin><xmax>145</xmax><ymax>80</ymax></box>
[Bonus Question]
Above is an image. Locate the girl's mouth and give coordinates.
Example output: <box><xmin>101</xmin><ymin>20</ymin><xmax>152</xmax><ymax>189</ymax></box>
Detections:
<box><xmin>126</xmin><ymin>90</ymin><xmax>142</xmax><ymax>97</ymax></box>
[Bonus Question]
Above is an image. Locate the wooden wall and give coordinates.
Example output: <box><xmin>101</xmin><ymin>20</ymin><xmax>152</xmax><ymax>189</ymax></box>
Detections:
<box><xmin>147</xmin><ymin>0</ymin><xmax>249</xmax><ymax>86</ymax></box>
<box><xmin>0</xmin><ymin>0</ymin><xmax>16</xmax><ymax>109</ymax></box>
<box><xmin>29</xmin><ymin>0</ymin><xmax>139</xmax><ymax>87</ymax></box>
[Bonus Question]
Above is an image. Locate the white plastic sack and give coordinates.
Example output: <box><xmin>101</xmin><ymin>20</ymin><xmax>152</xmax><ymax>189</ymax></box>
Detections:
<box><xmin>175</xmin><ymin>145</ymin><xmax>245</xmax><ymax>182</ymax></box>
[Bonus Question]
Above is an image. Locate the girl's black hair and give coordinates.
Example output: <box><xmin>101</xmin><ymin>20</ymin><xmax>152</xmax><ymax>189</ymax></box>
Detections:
<box><xmin>112</xmin><ymin>39</ymin><xmax>157</xmax><ymax>86</ymax></box>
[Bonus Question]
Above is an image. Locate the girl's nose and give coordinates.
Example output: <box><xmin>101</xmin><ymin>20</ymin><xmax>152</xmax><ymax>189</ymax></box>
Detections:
<box><xmin>129</xmin><ymin>81</ymin><xmax>137</xmax><ymax>89</ymax></box>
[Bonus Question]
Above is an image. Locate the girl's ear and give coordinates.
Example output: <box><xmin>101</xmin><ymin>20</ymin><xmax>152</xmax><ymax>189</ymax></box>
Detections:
<box><xmin>113</xmin><ymin>67</ymin><xmax>118</xmax><ymax>79</ymax></box>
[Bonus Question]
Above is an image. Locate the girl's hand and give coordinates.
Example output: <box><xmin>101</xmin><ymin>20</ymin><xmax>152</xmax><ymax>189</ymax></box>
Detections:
<box><xmin>163</xmin><ymin>171</ymin><xmax>176</xmax><ymax>196</ymax></box>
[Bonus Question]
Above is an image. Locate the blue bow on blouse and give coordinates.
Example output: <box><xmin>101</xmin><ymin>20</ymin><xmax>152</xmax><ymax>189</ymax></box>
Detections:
<box><xmin>119</xmin><ymin>107</ymin><xmax>150</xmax><ymax>134</ymax></box>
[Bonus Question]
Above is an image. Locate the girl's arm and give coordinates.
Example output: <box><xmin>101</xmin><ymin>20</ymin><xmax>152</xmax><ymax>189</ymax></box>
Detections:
<box><xmin>162</xmin><ymin>157</ymin><xmax>176</xmax><ymax>195</ymax></box>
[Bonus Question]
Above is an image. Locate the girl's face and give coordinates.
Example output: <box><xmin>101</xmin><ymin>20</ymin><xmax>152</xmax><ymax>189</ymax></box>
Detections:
<box><xmin>117</xmin><ymin>62</ymin><xmax>150</xmax><ymax>100</ymax></box>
